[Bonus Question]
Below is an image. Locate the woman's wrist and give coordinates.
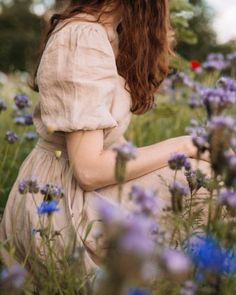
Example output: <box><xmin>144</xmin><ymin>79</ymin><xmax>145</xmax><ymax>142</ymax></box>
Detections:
<box><xmin>182</xmin><ymin>135</ymin><xmax>198</xmax><ymax>158</ymax></box>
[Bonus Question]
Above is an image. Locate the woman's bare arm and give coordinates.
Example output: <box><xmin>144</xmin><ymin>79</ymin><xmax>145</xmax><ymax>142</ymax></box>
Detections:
<box><xmin>65</xmin><ymin>129</ymin><xmax>205</xmax><ymax>191</ymax></box>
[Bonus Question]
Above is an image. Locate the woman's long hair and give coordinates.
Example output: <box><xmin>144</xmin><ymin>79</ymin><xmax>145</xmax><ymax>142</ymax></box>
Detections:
<box><xmin>29</xmin><ymin>0</ymin><xmax>173</xmax><ymax>115</ymax></box>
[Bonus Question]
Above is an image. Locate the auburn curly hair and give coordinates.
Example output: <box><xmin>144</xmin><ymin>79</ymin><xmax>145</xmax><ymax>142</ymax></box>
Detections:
<box><xmin>29</xmin><ymin>0</ymin><xmax>173</xmax><ymax>115</ymax></box>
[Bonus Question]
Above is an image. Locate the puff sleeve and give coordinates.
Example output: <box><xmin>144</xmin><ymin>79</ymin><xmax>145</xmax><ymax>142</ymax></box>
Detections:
<box><xmin>36</xmin><ymin>22</ymin><xmax>119</xmax><ymax>132</ymax></box>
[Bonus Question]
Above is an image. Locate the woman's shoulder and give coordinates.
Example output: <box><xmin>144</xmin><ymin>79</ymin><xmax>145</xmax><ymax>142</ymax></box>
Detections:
<box><xmin>51</xmin><ymin>16</ymin><xmax>109</xmax><ymax>46</ymax></box>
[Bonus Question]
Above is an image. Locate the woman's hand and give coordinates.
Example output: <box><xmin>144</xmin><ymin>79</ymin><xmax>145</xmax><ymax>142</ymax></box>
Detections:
<box><xmin>183</xmin><ymin>135</ymin><xmax>211</xmax><ymax>163</ymax></box>
<box><xmin>184</xmin><ymin>135</ymin><xmax>236</xmax><ymax>163</ymax></box>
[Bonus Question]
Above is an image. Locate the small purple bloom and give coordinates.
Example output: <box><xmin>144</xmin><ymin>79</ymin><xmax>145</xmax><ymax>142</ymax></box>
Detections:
<box><xmin>112</xmin><ymin>141</ymin><xmax>138</xmax><ymax>161</ymax></box>
<box><xmin>218</xmin><ymin>189</ymin><xmax>236</xmax><ymax>216</ymax></box>
<box><xmin>186</xmin><ymin>123</ymin><xmax>209</xmax><ymax>153</ymax></box>
<box><xmin>208</xmin><ymin>115</ymin><xmax>235</xmax><ymax>131</ymax></box>
<box><xmin>129</xmin><ymin>184</ymin><xmax>160</xmax><ymax>216</ymax></box>
<box><xmin>118</xmin><ymin>215</ymin><xmax>156</xmax><ymax>254</ymax></box>
<box><xmin>171</xmin><ymin>72</ymin><xmax>195</xmax><ymax>88</ymax></box>
<box><xmin>161</xmin><ymin>249</ymin><xmax>192</xmax><ymax>279</ymax></box>
<box><xmin>5</xmin><ymin>130</ymin><xmax>19</xmax><ymax>144</ymax></box>
<box><xmin>217</xmin><ymin>77</ymin><xmax>236</xmax><ymax>92</ymax></box>
<box><xmin>96</xmin><ymin>197</ymin><xmax>127</xmax><ymax>222</ymax></box>
<box><xmin>37</xmin><ymin>200</ymin><xmax>60</xmax><ymax>215</ymax></box>
<box><xmin>169</xmin><ymin>181</ymin><xmax>189</xmax><ymax>198</ymax></box>
<box><xmin>201</xmin><ymin>86</ymin><xmax>236</xmax><ymax>117</ymax></box>
<box><xmin>24</xmin><ymin>113</ymin><xmax>33</xmax><ymax>125</ymax></box>
<box><xmin>24</xmin><ymin>131</ymin><xmax>38</xmax><ymax>141</ymax></box>
<box><xmin>14</xmin><ymin>93</ymin><xmax>29</xmax><ymax>109</ymax></box>
<box><xmin>0</xmin><ymin>98</ymin><xmax>7</xmax><ymax>113</ymax></box>
<box><xmin>168</xmin><ymin>153</ymin><xmax>190</xmax><ymax>171</ymax></box>
<box><xmin>40</xmin><ymin>183</ymin><xmax>65</xmax><ymax>200</ymax></box>
<box><xmin>14</xmin><ymin>116</ymin><xmax>26</xmax><ymax>125</ymax></box>
<box><xmin>1</xmin><ymin>264</ymin><xmax>27</xmax><ymax>289</ymax></box>
<box><xmin>202</xmin><ymin>53</ymin><xmax>229</xmax><ymax>71</ymax></box>
<box><xmin>18</xmin><ymin>176</ymin><xmax>40</xmax><ymax>194</ymax></box>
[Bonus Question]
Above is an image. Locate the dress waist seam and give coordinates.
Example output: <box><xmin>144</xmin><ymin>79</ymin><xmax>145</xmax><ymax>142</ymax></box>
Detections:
<box><xmin>35</xmin><ymin>138</ymin><xmax>68</xmax><ymax>159</ymax></box>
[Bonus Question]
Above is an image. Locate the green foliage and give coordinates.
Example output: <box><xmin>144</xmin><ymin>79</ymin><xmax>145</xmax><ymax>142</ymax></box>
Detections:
<box><xmin>0</xmin><ymin>0</ymin><xmax>42</xmax><ymax>73</ymax></box>
<box><xmin>170</xmin><ymin>0</ymin><xmax>198</xmax><ymax>45</ymax></box>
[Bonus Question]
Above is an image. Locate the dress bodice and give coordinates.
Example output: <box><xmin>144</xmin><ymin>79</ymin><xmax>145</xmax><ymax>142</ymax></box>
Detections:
<box><xmin>33</xmin><ymin>14</ymin><xmax>132</xmax><ymax>150</ymax></box>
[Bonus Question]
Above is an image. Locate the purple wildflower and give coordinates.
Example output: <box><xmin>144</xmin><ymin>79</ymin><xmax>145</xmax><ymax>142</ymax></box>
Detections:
<box><xmin>14</xmin><ymin>94</ymin><xmax>29</xmax><ymax>109</ymax></box>
<box><xmin>5</xmin><ymin>130</ymin><xmax>19</xmax><ymax>144</ymax></box>
<box><xmin>202</xmin><ymin>53</ymin><xmax>229</xmax><ymax>71</ymax></box>
<box><xmin>24</xmin><ymin>131</ymin><xmax>38</xmax><ymax>141</ymax></box>
<box><xmin>186</xmin><ymin>123</ymin><xmax>209</xmax><ymax>153</ymax></box>
<box><xmin>37</xmin><ymin>200</ymin><xmax>60</xmax><ymax>215</ymax></box>
<box><xmin>208</xmin><ymin>115</ymin><xmax>235</xmax><ymax>131</ymax></box>
<box><xmin>112</xmin><ymin>141</ymin><xmax>137</xmax><ymax>161</ymax></box>
<box><xmin>169</xmin><ymin>181</ymin><xmax>189</xmax><ymax>198</ymax></box>
<box><xmin>24</xmin><ymin>113</ymin><xmax>33</xmax><ymax>125</ymax></box>
<box><xmin>14</xmin><ymin>116</ymin><xmax>26</xmax><ymax>125</ymax></box>
<box><xmin>185</xmin><ymin>169</ymin><xmax>207</xmax><ymax>193</ymax></box>
<box><xmin>118</xmin><ymin>215</ymin><xmax>156</xmax><ymax>255</ymax></box>
<box><xmin>129</xmin><ymin>184</ymin><xmax>160</xmax><ymax>216</ymax></box>
<box><xmin>217</xmin><ymin>77</ymin><xmax>236</xmax><ymax>92</ymax></box>
<box><xmin>18</xmin><ymin>176</ymin><xmax>40</xmax><ymax>194</ymax></box>
<box><xmin>171</xmin><ymin>72</ymin><xmax>195</xmax><ymax>88</ymax></box>
<box><xmin>96</xmin><ymin>197</ymin><xmax>127</xmax><ymax>222</ymax></box>
<box><xmin>218</xmin><ymin>189</ymin><xmax>236</xmax><ymax>216</ymax></box>
<box><xmin>160</xmin><ymin>249</ymin><xmax>192</xmax><ymax>281</ymax></box>
<box><xmin>0</xmin><ymin>98</ymin><xmax>7</xmax><ymax>113</ymax></box>
<box><xmin>1</xmin><ymin>264</ymin><xmax>27</xmax><ymax>289</ymax></box>
<box><xmin>201</xmin><ymin>86</ymin><xmax>236</xmax><ymax>117</ymax></box>
<box><xmin>168</xmin><ymin>153</ymin><xmax>191</xmax><ymax>171</ymax></box>
<box><xmin>40</xmin><ymin>183</ymin><xmax>65</xmax><ymax>201</ymax></box>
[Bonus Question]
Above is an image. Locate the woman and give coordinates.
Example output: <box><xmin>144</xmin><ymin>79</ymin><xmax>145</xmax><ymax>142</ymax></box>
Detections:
<box><xmin>0</xmin><ymin>0</ymin><xmax>210</xmax><ymax>281</ymax></box>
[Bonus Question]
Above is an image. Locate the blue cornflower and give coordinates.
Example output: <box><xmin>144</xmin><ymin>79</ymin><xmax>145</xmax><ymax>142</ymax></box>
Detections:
<box><xmin>37</xmin><ymin>200</ymin><xmax>60</xmax><ymax>215</ymax></box>
<box><xmin>186</xmin><ymin>234</ymin><xmax>236</xmax><ymax>280</ymax></box>
<box><xmin>126</xmin><ymin>287</ymin><xmax>151</xmax><ymax>295</ymax></box>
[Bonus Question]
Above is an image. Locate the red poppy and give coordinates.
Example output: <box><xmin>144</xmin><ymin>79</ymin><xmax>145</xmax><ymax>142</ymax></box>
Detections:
<box><xmin>190</xmin><ymin>60</ymin><xmax>201</xmax><ymax>70</ymax></box>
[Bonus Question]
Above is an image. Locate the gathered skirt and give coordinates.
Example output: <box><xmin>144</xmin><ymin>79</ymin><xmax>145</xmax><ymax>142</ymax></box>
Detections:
<box><xmin>0</xmin><ymin>137</ymin><xmax>211</xmax><ymax>280</ymax></box>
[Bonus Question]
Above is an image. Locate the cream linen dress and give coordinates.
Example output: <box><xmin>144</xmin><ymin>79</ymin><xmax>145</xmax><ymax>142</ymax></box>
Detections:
<box><xmin>0</xmin><ymin>14</ymin><xmax>210</xmax><ymax>277</ymax></box>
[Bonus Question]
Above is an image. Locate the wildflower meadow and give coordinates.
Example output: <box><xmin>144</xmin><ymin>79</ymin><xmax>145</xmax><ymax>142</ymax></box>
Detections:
<box><xmin>1</xmin><ymin>50</ymin><xmax>236</xmax><ymax>295</ymax></box>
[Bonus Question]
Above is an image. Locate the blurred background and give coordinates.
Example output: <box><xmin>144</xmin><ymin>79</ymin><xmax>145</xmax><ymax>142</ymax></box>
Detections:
<box><xmin>0</xmin><ymin>0</ymin><xmax>235</xmax><ymax>74</ymax></box>
<box><xmin>0</xmin><ymin>0</ymin><xmax>235</xmax><ymax>208</ymax></box>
